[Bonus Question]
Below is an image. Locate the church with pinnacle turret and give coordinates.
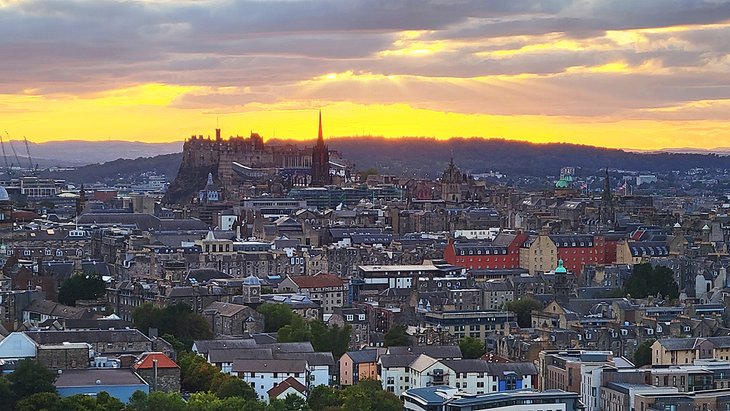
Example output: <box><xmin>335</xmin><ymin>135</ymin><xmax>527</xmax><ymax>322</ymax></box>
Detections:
<box><xmin>310</xmin><ymin>111</ymin><xmax>331</xmax><ymax>186</ymax></box>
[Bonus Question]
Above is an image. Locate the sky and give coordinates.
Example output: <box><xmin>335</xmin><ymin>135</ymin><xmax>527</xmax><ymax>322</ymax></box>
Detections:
<box><xmin>1</xmin><ymin>0</ymin><xmax>730</xmax><ymax>149</ymax></box>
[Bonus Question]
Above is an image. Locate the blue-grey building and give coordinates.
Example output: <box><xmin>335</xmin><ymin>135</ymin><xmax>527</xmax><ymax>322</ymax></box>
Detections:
<box><xmin>55</xmin><ymin>369</ymin><xmax>149</xmax><ymax>403</ymax></box>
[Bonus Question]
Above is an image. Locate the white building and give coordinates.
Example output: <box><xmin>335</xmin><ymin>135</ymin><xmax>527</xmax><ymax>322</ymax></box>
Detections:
<box><xmin>232</xmin><ymin>359</ymin><xmax>308</xmax><ymax>403</ymax></box>
<box><xmin>0</xmin><ymin>332</ymin><xmax>38</xmax><ymax>361</ymax></box>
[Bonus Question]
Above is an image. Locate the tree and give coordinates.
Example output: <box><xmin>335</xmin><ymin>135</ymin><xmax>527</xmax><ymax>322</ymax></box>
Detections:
<box><xmin>504</xmin><ymin>298</ymin><xmax>543</xmax><ymax>328</ymax></box>
<box><xmin>133</xmin><ymin>303</ymin><xmax>213</xmax><ymax>349</ymax></box>
<box><xmin>282</xmin><ymin>393</ymin><xmax>311</xmax><ymax>411</ymax></box>
<box><xmin>341</xmin><ymin>380</ymin><xmax>401</xmax><ymax>411</ymax></box>
<box><xmin>95</xmin><ymin>391</ymin><xmax>125</xmax><ymax>411</ymax></box>
<box><xmin>187</xmin><ymin>392</ymin><xmax>223</xmax><ymax>411</ymax></box>
<box><xmin>634</xmin><ymin>339</ymin><xmax>655</xmax><ymax>368</ymax></box>
<box><xmin>126</xmin><ymin>391</ymin><xmax>187</xmax><ymax>411</ymax></box>
<box><xmin>276</xmin><ymin>317</ymin><xmax>352</xmax><ymax>359</ymax></box>
<box><xmin>178</xmin><ymin>351</ymin><xmax>220</xmax><ymax>393</ymax></box>
<box><xmin>624</xmin><ymin>264</ymin><xmax>679</xmax><ymax>299</ymax></box>
<box><xmin>307</xmin><ymin>320</ymin><xmax>352</xmax><ymax>359</ymax></box>
<box><xmin>307</xmin><ymin>385</ymin><xmax>341</xmax><ymax>411</ymax></box>
<box><xmin>459</xmin><ymin>336</ymin><xmax>485</xmax><ymax>359</ymax></box>
<box><xmin>384</xmin><ymin>325</ymin><xmax>411</xmax><ymax>347</ymax></box>
<box><xmin>7</xmin><ymin>359</ymin><xmax>56</xmax><ymax>400</ymax></box>
<box><xmin>14</xmin><ymin>392</ymin><xmax>60</xmax><ymax>411</ymax></box>
<box><xmin>58</xmin><ymin>273</ymin><xmax>106</xmax><ymax>306</ymax></box>
<box><xmin>215</xmin><ymin>376</ymin><xmax>256</xmax><ymax>400</ymax></box>
<box><xmin>277</xmin><ymin>315</ymin><xmax>311</xmax><ymax>343</ymax></box>
<box><xmin>0</xmin><ymin>376</ymin><xmax>14</xmax><ymax>411</ymax></box>
<box><xmin>257</xmin><ymin>303</ymin><xmax>296</xmax><ymax>333</ymax></box>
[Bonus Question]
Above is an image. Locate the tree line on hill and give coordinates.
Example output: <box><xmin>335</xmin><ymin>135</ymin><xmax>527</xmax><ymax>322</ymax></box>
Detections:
<box><xmin>40</xmin><ymin>137</ymin><xmax>730</xmax><ymax>185</ymax></box>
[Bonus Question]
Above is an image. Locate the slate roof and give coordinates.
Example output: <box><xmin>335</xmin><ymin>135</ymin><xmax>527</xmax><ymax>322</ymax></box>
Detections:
<box><xmin>485</xmin><ymin>362</ymin><xmax>538</xmax><ymax>376</ymax></box>
<box><xmin>549</xmin><ymin>235</ymin><xmax>595</xmax><ymax>248</ymax></box>
<box><xmin>657</xmin><ymin>338</ymin><xmax>700</xmax><ymax>351</ymax></box>
<box><xmin>386</xmin><ymin>345</ymin><xmax>462</xmax><ymax>359</ymax></box>
<box><xmin>442</xmin><ymin>359</ymin><xmax>490</xmax><ymax>373</ymax></box>
<box><xmin>267</xmin><ymin>376</ymin><xmax>307</xmax><ymax>398</ymax></box>
<box><xmin>193</xmin><ymin>339</ymin><xmax>257</xmax><ymax>355</ymax></box>
<box><xmin>379</xmin><ymin>354</ymin><xmax>418</xmax><ymax>368</ymax></box>
<box><xmin>203</xmin><ymin>302</ymin><xmax>250</xmax><ymax>317</ymax></box>
<box><xmin>274</xmin><ymin>352</ymin><xmax>335</xmax><ymax>367</ymax></box>
<box><xmin>345</xmin><ymin>349</ymin><xmax>379</xmax><ymax>364</ymax></box>
<box><xmin>453</xmin><ymin>244</ymin><xmax>509</xmax><ymax>256</ymax></box>
<box><xmin>231</xmin><ymin>359</ymin><xmax>307</xmax><ymax>373</ymax></box>
<box><xmin>23</xmin><ymin>300</ymin><xmax>92</xmax><ymax>319</ymax></box>
<box><xmin>25</xmin><ymin>329</ymin><xmax>152</xmax><ymax>344</ymax></box>
<box><xmin>186</xmin><ymin>268</ymin><xmax>232</xmax><ymax>284</ymax></box>
<box><xmin>629</xmin><ymin>242</ymin><xmax>669</xmax><ymax>257</ymax></box>
<box><xmin>261</xmin><ymin>342</ymin><xmax>314</xmax><ymax>353</ymax></box>
<box><xmin>77</xmin><ymin>213</ymin><xmax>208</xmax><ymax>231</ymax></box>
<box><xmin>208</xmin><ymin>348</ymin><xmax>274</xmax><ymax>363</ymax></box>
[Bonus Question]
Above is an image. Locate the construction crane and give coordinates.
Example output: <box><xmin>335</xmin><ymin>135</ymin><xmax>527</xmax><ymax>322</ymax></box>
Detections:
<box><xmin>23</xmin><ymin>137</ymin><xmax>33</xmax><ymax>170</ymax></box>
<box><xmin>5</xmin><ymin>132</ymin><xmax>23</xmax><ymax>174</ymax></box>
<box><xmin>0</xmin><ymin>133</ymin><xmax>10</xmax><ymax>175</ymax></box>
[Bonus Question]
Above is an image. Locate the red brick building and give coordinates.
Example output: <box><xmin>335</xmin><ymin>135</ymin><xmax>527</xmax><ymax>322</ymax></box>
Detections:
<box><xmin>444</xmin><ymin>232</ymin><xmax>528</xmax><ymax>270</ymax></box>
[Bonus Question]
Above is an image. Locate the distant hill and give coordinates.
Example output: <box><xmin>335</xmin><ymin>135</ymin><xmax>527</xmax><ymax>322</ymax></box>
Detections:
<box><xmin>26</xmin><ymin>137</ymin><xmax>730</xmax><ymax>184</ymax></box>
<box><xmin>7</xmin><ymin>140</ymin><xmax>182</xmax><ymax>165</ymax></box>
<box><xmin>40</xmin><ymin>153</ymin><xmax>183</xmax><ymax>184</ymax></box>
<box><xmin>320</xmin><ymin>137</ymin><xmax>730</xmax><ymax>177</ymax></box>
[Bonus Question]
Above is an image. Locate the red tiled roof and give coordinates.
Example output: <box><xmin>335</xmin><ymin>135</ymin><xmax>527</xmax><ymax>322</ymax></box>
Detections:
<box><xmin>133</xmin><ymin>352</ymin><xmax>179</xmax><ymax>369</ymax></box>
<box><xmin>290</xmin><ymin>273</ymin><xmax>343</xmax><ymax>289</ymax></box>
<box><xmin>267</xmin><ymin>376</ymin><xmax>307</xmax><ymax>399</ymax></box>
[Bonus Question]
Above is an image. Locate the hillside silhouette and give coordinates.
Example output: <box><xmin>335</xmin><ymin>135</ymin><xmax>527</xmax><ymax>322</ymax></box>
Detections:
<box><xmin>40</xmin><ymin>137</ymin><xmax>730</xmax><ymax>184</ymax></box>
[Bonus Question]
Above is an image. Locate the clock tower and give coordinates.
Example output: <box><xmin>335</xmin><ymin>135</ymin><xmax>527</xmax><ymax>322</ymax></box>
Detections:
<box><xmin>241</xmin><ymin>274</ymin><xmax>261</xmax><ymax>304</ymax></box>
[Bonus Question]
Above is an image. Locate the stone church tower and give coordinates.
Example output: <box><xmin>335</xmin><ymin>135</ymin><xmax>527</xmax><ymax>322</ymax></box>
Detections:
<box><xmin>241</xmin><ymin>274</ymin><xmax>261</xmax><ymax>304</ymax></box>
<box><xmin>311</xmin><ymin>111</ymin><xmax>330</xmax><ymax>186</ymax></box>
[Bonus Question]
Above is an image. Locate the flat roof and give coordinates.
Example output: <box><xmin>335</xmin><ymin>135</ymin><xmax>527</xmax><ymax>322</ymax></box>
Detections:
<box><xmin>55</xmin><ymin>369</ymin><xmax>147</xmax><ymax>387</ymax></box>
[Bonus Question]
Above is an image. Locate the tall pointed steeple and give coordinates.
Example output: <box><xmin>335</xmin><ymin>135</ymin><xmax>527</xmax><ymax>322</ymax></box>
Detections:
<box><xmin>311</xmin><ymin>110</ymin><xmax>330</xmax><ymax>186</ymax></box>
<box><xmin>318</xmin><ymin>109</ymin><xmax>324</xmax><ymax>145</ymax></box>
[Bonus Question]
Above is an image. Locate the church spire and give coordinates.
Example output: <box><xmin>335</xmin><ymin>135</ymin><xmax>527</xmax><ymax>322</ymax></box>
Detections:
<box><xmin>311</xmin><ymin>110</ymin><xmax>330</xmax><ymax>186</ymax></box>
<box><xmin>317</xmin><ymin>109</ymin><xmax>324</xmax><ymax>145</ymax></box>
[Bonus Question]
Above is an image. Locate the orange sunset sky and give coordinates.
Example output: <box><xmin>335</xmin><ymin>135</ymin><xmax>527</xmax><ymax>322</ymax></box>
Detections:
<box><xmin>1</xmin><ymin>0</ymin><xmax>730</xmax><ymax>150</ymax></box>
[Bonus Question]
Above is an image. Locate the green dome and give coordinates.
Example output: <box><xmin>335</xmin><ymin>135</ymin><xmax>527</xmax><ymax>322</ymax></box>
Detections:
<box><xmin>555</xmin><ymin>259</ymin><xmax>567</xmax><ymax>274</ymax></box>
<box><xmin>555</xmin><ymin>175</ymin><xmax>573</xmax><ymax>188</ymax></box>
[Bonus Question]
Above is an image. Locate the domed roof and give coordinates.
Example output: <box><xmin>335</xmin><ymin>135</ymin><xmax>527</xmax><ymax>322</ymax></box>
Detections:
<box><xmin>243</xmin><ymin>274</ymin><xmax>261</xmax><ymax>286</ymax></box>
<box><xmin>555</xmin><ymin>259</ymin><xmax>567</xmax><ymax>274</ymax></box>
<box><xmin>555</xmin><ymin>175</ymin><xmax>573</xmax><ymax>189</ymax></box>
<box><xmin>0</xmin><ymin>186</ymin><xmax>8</xmax><ymax>202</ymax></box>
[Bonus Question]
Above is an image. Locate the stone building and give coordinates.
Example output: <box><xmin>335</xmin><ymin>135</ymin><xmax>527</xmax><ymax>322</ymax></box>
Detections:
<box><xmin>278</xmin><ymin>273</ymin><xmax>346</xmax><ymax>314</ymax></box>
<box><xmin>203</xmin><ymin>301</ymin><xmax>264</xmax><ymax>337</ymax></box>
<box><xmin>133</xmin><ymin>352</ymin><xmax>180</xmax><ymax>393</ymax></box>
<box><xmin>37</xmin><ymin>343</ymin><xmax>90</xmax><ymax>370</ymax></box>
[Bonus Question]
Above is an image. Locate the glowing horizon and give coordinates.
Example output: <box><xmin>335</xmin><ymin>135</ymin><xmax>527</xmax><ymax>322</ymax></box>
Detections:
<box><xmin>2</xmin><ymin>1</ymin><xmax>730</xmax><ymax>150</ymax></box>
